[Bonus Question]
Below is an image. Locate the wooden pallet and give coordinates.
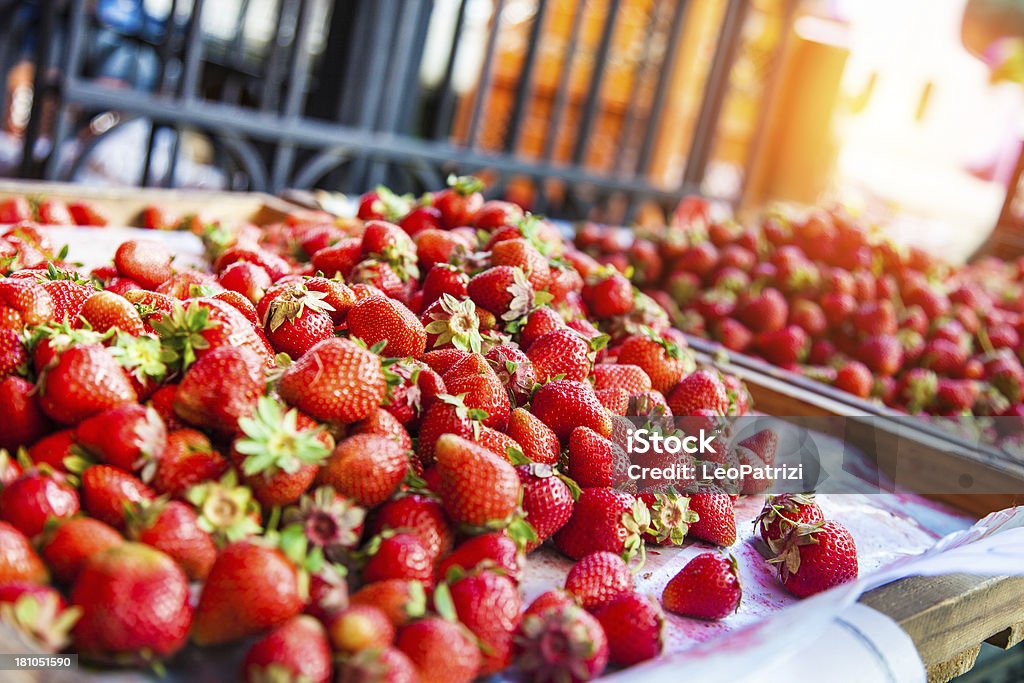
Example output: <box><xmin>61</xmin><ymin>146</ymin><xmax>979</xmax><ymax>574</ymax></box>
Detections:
<box><xmin>0</xmin><ymin>180</ymin><xmax>306</xmax><ymax>228</ymax></box>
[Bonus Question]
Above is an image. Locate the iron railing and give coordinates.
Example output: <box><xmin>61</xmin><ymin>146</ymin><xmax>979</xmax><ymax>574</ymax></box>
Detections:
<box><xmin>2</xmin><ymin>0</ymin><xmax>788</xmax><ymax>221</ymax></box>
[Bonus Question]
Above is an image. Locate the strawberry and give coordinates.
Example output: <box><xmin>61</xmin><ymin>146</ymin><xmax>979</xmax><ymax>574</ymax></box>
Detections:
<box><xmin>448</xmin><ymin>571</ymin><xmax>522</xmax><ymax>674</ymax></box>
<box><xmin>416</xmin><ymin>394</ymin><xmax>485</xmax><ymax>466</ymax></box>
<box><xmin>0</xmin><ymin>450</ymin><xmax>22</xmax><ymax>486</ymax></box>
<box><xmin>736</xmin><ymin>288</ymin><xmax>787</xmax><ymax>334</ymax></box>
<box><xmin>474</xmin><ymin>425</ymin><xmax>522</xmax><ymax>459</ymax></box>
<box><xmin>0</xmin><ymin>521</ymin><xmax>48</xmax><ymax>583</ymax></box>
<box><xmin>320</xmin><ymin>434</ymin><xmax>408</xmax><ymax>507</ymax></box>
<box><xmin>174</xmin><ymin>345</ymin><xmax>264</xmax><ymax>434</ymax></box>
<box><xmin>492</xmin><ymin>238</ymin><xmax>550</xmax><ymax>290</ymax></box>
<box><xmin>243</xmin><ymin>615</ymin><xmax>332</xmax><ymax>683</ymax></box>
<box><xmin>78</xmin><ymin>291</ymin><xmax>144</xmax><ymax>335</ymax></box>
<box><xmin>755</xmin><ymin>325</ymin><xmax>809</xmax><ymax>366</ymax></box>
<box><xmin>0</xmin><ymin>471</ymin><xmax>79</xmax><ymax>537</ymax></box>
<box><xmin>396</xmin><ymin>616</ymin><xmax>481</xmax><ymax>683</ymax></box>
<box><xmin>0</xmin><ymin>197</ymin><xmax>32</xmax><ymax>223</ymax></box>
<box><xmin>27</xmin><ymin>429</ymin><xmax>78</xmax><ymax>472</ymax></box>
<box><xmin>592</xmin><ymin>593</ymin><xmax>663</xmax><ymax>666</ymax></box>
<box><xmin>553</xmin><ymin>487</ymin><xmax>649</xmax><ymax>561</ymax></box>
<box><xmin>565</xmin><ymin>551</ymin><xmax>632</xmax><ymax>610</ymax></box>
<box><xmin>0</xmin><ymin>279</ymin><xmax>53</xmax><ymax>331</ymax></box>
<box><xmin>485</xmin><ymin>344</ymin><xmax>535</xmax><ymax>404</ymax></box>
<box><xmin>74</xmin><ymin>404</ymin><xmax>166</xmax><ymax>482</ymax></box>
<box><xmin>364</xmin><ymin>532</ymin><xmax>435</xmax><ymax>585</ymax></box>
<box><xmin>592</xmin><ymin>363</ymin><xmax>652</xmax><ymax>394</ymax></box>
<box><xmin>667</xmin><ymin>370</ymin><xmax>728</xmax><ymax>417</ymax></box>
<box><xmin>258</xmin><ymin>282</ymin><xmax>336</xmax><ymax>358</ymax></box>
<box><xmin>516</xmin><ymin>600</ymin><xmax>608</xmax><ymax>682</ymax></box>
<box><xmin>616</xmin><ymin>329</ymin><xmax>692</xmax><ymax>394</ymax></box>
<box><xmin>662</xmin><ymin>552</ymin><xmax>741</xmax><ymax>620</ymax></box>
<box><xmin>920</xmin><ymin>338</ymin><xmax>968</xmax><ymax>376</ymax></box>
<box><xmin>756</xmin><ymin>494</ymin><xmax>824</xmax><ymax>545</ymax></box>
<box><xmin>474</xmin><ymin>199</ymin><xmax>524</xmax><ymax>230</ymax></box>
<box><xmin>467</xmin><ymin>266</ymin><xmax>534</xmax><ymax>321</ymax></box>
<box><xmin>435</xmin><ymin>434</ymin><xmax>520</xmax><ymax>527</ymax></box>
<box><xmin>0</xmin><ymin>581</ymin><xmax>80</xmax><ymax>651</ymax></box>
<box><xmin>214</xmin><ymin>246</ymin><xmax>291</xmax><ymax>282</ymax></box>
<box><xmin>193</xmin><ymin>540</ymin><xmax>305</xmax><ymax>645</ymax></box>
<box><xmin>936</xmin><ymin>378</ymin><xmax>979</xmax><ymax>412</ymax></box>
<box><xmin>233</xmin><ymin>397</ymin><xmax>331</xmax><ymax>506</ymax></box>
<box><xmin>40</xmin><ymin>517</ymin><xmax>122</xmax><ymax>584</ymax></box>
<box><xmin>518</xmin><ymin>306</ymin><xmax>566</xmax><ymax>349</ymax></box>
<box><xmin>687</xmin><ymin>492</ymin><xmax>737</xmax><ymax>546</ymax></box>
<box><xmin>531</xmin><ymin>380</ymin><xmax>612</xmax><ymax>442</ymax></box>
<box><xmin>337</xmin><ymin>646</ymin><xmax>419</xmax><ymax>682</ymax></box>
<box><xmin>436</xmin><ymin>531</ymin><xmax>523</xmax><ymax>582</ymax></box>
<box><xmin>0</xmin><ymin>327</ymin><xmax>28</xmax><ymax>379</ymax></box>
<box><xmin>769</xmin><ymin>520</ymin><xmax>858</xmax><ymax>598</ymax></box>
<box><xmin>37</xmin><ymin>344</ymin><xmax>137</xmax><ymax>424</ymax></box>
<box><xmin>279</xmin><ymin>338</ymin><xmax>387</xmax><ymax>424</ymax></box>
<box><xmin>311</xmin><ymin>239</ymin><xmax>362</xmax><ymax>278</ymax></box>
<box><xmin>422</xmin><ymin>295</ymin><xmax>487</xmax><ymax>354</ymax></box>
<box><xmin>218</xmin><ymin>261</ymin><xmax>272</xmax><ymax>303</ymax></box>
<box><xmin>349</xmin><ymin>295</ymin><xmax>427</xmax><ymax>359</ymax></box>
<box><xmin>434</xmin><ymin>175</ymin><xmax>485</xmax><ymax>228</ymax></box>
<box><xmin>350</xmin><ymin>259</ymin><xmax>407</xmax><ymax>300</ymax></box>
<box><xmin>370</xmin><ymin>494</ymin><xmax>453</xmax><ymax>560</ymax></box>
<box><xmin>583</xmin><ymin>270</ymin><xmax>633</xmax><ymax>318</ymax></box>
<box><xmin>71</xmin><ymin>543</ymin><xmax>191</xmax><ymax>664</ymax></box>
<box><xmin>834</xmin><ymin>361</ymin><xmax>873</xmax><ymax>398</ymax></box>
<box><xmin>352</xmin><ymin>407</ymin><xmax>414</xmax><ymax>450</ymax></box>
<box><xmin>113</xmin><ymin>240</ymin><xmax>174</xmax><ymax>289</ymax></box>
<box><xmin>152</xmin><ymin>299</ymin><xmax>274</xmax><ymax>372</ymax></box>
<box><xmin>350</xmin><ymin>579</ymin><xmax>427</xmax><ymax>627</ymax></box>
<box><xmin>568</xmin><ymin>426</ymin><xmax>631</xmax><ymax>489</ymax></box>
<box><xmin>152</xmin><ymin>428</ymin><xmax>229</xmax><ymax>498</ymax></box>
<box><xmin>327</xmin><ymin>604</ymin><xmax>395</xmax><ymax>653</ymax></box>
<box><xmin>444</xmin><ymin>371</ymin><xmax>510</xmax><ymax>431</ymax></box>
<box><xmin>856</xmin><ymin>335</ymin><xmax>903</xmax><ymax>376</ymax></box>
<box><xmin>527</xmin><ymin>328</ymin><xmax>600</xmax><ymax>383</ymax></box>
<box><xmin>415</xmin><ymin>228</ymin><xmax>470</xmax><ymax>271</ymax></box>
<box><xmin>0</xmin><ymin>376</ymin><xmax>51</xmax><ymax>451</ymax></box>
<box><xmin>595</xmin><ymin>387</ymin><xmax>629</xmax><ymax>415</ymax></box>
<box><xmin>421</xmin><ymin>264</ymin><xmax>470</xmax><ymax>308</ymax></box>
<box><xmin>80</xmin><ymin>465</ymin><xmax>155</xmax><ymax>529</ymax></box>
<box><xmin>638</xmin><ymin>489</ymin><xmax>699</xmax><ymax>546</ymax></box>
<box><xmin>126</xmin><ymin>498</ymin><xmax>216</xmax><ymax>580</ymax></box>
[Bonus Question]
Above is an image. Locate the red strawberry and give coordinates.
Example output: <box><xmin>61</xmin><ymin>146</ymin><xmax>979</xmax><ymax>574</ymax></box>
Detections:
<box><xmin>78</xmin><ymin>291</ymin><xmax>145</xmax><ymax>335</ymax></box>
<box><xmin>74</xmin><ymin>404</ymin><xmax>166</xmax><ymax>482</ymax></box>
<box><xmin>0</xmin><ymin>376</ymin><xmax>51</xmax><ymax>451</ymax></box>
<box><xmin>243</xmin><ymin>615</ymin><xmax>332</xmax><ymax>683</ymax></box>
<box><xmin>503</xmin><ymin>409</ymin><xmax>561</xmax><ymax>466</ymax></box>
<box><xmin>352</xmin><ymin>407</ymin><xmax>414</xmax><ymax>450</ymax></box>
<box><xmin>448</xmin><ymin>571</ymin><xmax>522</xmax><ymax>674</ymax></box>
<box><xmin>370</xmin><ymin>494</ymin><xmax>453</xmax><ymax>560</ymax></box>
<box><xmin>40</xmin><ymin>517</ymin><xmax>122</xmax><ymax>584</ymax></box>
<box><xmin>516</xmin><ymin>599</ymin><xmax>608</xmax><ymax>682</ymax></box>
<box><xmin>214</xmin><ymin>246</ymin><xmax>291</xmax><ymax>282</ymax></box>
<box><xmin>320</xmin><ymin>434</ymin><xmax>408</xmax><ymax>507</ymax></box>
<box><xmin>662</xmin><ymin>552</ymin><xmax>741</xmax><ymax>620</ymax></box>
<box><xmin>595</xmin><ymin>387</ymin><xmax>629</xmax><ymax>415</ymax></box>
<box><xmin>336</xmin><ymin>646</ymin><xmax>418</xmax><ymax>682</ymax></box>
<box><xmin>531</xmin><ymin>380</ymin><xmax>612</xmax><ymax>442</ymax></box>
<box><xmin>755</xmin><ymin>325</ymin><xmax>809</xmax><ymax>366</ymax></box>
<box><xmin>592</xmin><ymin>593</ymin><xmax>663</xmax><ymax>666</ymax></box>
<box><xmin>0</xmin><ymin>521</ymin><xmax>48</xmax><ymax>583</ymax></box>
<box><xmin>218</xmin><ymin>261</ymin><xmax>272</xmax><ymax>303</ymax></box>
<box><xmin>0</xmin><ymin>279</ymin><xmax>53</xmax><ymax>331</ymax></box>
<box><xmin>152</xmin><ymin>429</ymin><xmax>229</xmax><ymax>498</ymax></box>
<box><xmin>756</xmin><ymin>494</ymin><xmax>824</xmax><ymax>545</ymax></box>
<box><xmin>857</xmin><ymin>335</ymin><xmax>903</xmax><ymax>376</ymax></box>
<box><xmin>80</xmin><ymin>465</ymin><xmax>155</xmax><ymax>529</ymax></box>
<box><xmin>736</xmin><ymin>288</ymin><xmax>788</xmax><ymax>334</ymax></box>
<box><xmin>834</xmin><ymin>361</ymin><xmax>873</xmax><ymax>398</ymax></box>
<box><xmin>113</xmin><ymin>240</ymin><xmax>174</xmax><ymax>289</ymax></box>
<box><xmin>311</xmin><ymin>239</ymin><xmax>362</xmax><ymax>278</ymax></box>
<box><xmin>0</xmin><ymin>450</ymin><xmax>22</xmax><ymax>487</ymax></box>
<box><xmin>667</xmin><ymin>369</ymin><xmax>729</xmax><ymax>416</ymax></box>
<box><xmin>71</xmin><ymin>543</ymin><xmax>191</xmax><ymax>664</ymax></box>
<box><xmin>127</xmin><ymin>499</ymin><xmax>216</xmax><ymax>580</ymax></box>
<box><xmin>421</xmin><ymin>264</ymin><xmax>470</xmax><ymax>308</ymax></box>
<box><xmin>327</xmin><ymin>604</ymin><xmax>395</xmax><ymax>653</ymax></box>
<box><xmin>36</xmin><ymin>198</ymin><xmax>73</xmax><ymax>225</ymax></box>
<box><xmin>279</xmin><ymin>338</ymin><xmax>387</xmax><ymax>424</ymax></box>
<box><xmin>0</xmin><ymin>581</ymin><xmax>79</xmax><ymax>651</ymax></box>
<box><xmin>936</xmin><ymin>378</ymin><xmax>979</xmax><ymax>412</ymax></box>
<box><xmin>770</xmin><ymin>520</ymin><xmax>858</xmax><ymax>598</ymax></box>
<box><xmin>467</xmin><ymin>266</ymin><xmax>534</xmax><ymax>321</ymax></box>
<box><xmin>516</xmin><ymin>463</ymin><xmax>575</xmax><ymax>550</ymax></box>
<box><xmin>474</xmin><ymin>199</ymin><xmax>524</xmax><ymax>230</ymax></box>
<box><xmin>0</xmin><ymin>471</ymin><xmax>79</xmax><ymax>537</ymax></box>
<box><xmin>616</xmin><ymin>330</ymin><xmax>692</xmax><ymax>394</ymax></box>
<box><xmin>527</xmin><ymin>328</ymin><xmax>599</xmax><ymax>383</ymax></box>
<box><xmin>38</xmin><ymin>344</ymin><xmax>137</xmax><ymax>425</ymax></box>
<box><xmin>434</xmin><ymin>175</ymin><xmax>485</xmax><ymax>228</ymax></box>
<box><xmin>27</xmin><ymin>430</ymin><xmax>76</xmax><ymax>472</ymax></box>
<box><xmin>568</xmin><ymin>426</ymin><xmax>631</xmax><ymax>489</ymax></box>
<box><xmin>396</xmin><ymin>616</ymin><xmax>481</xmax><ymax>683</ymax></box>
<box><xmin>435</xmin><ymin>434</ymin><xmax>520</xmax><ymax>527</ymax></box>
<box><xmin>518</xmin><ymin>307</ymin><xmax>566</xmax><ymax>349</ymax></box>
<box><xmin>416</xmin><ymin>394</ymin><xmax>485</xmax><ymax>466</ymax></box>
<box><xmin>258</xmin><ymin>282</ymin><xmax>336</xmax><ymax>358</ymax></box>
<box><xmin>349</xmin><ymin>295</ymin><xmax>427</xmax><ymax>359</ymax></box>
<box><xmin>152</xmin><ymin>299</ymin><xmax>274</xmax><ymax>372</ymax></box>
<box><xmin>436</xmin><ymin>531</ymin><xmax>523</xmax><ymax>582</ymax></box>
<box><xmin>350</xmin><ymin>579</ymin><xmax>427</xmax><ymax>627</ymax></box>
<box><xmin>174</xmin><ymin>345</ymin><xmax>264</xmax><ymax>434</ymax></box>
<box><xmin>492</xmin><ymin>238</ymin><xmax>550</xmax><ymax>290</ymax></box>
<box><xmin>687</xmin><ymin>492</ymin><xmax>737</xmax><ymax>546</ymax></box>
<box><xmin>364</xmin><ymin>533</ymin><xmax>435</xmax><ymax>586</ymax></box>
<box><xmin>565</xmin><ymin>551</ymin><xmax>632</xmax><ymax>610</ymax></box>
<box><xmin>638</xmin><ymin>489</ymin><xmax>700</xmax><ymax>546</ymax></box>
<box><xmin>582</xmin><ymin>270</ymin><xmax>633</xmax><ymax>318</ymax></box>
<box><xmin>193</xmin><ymin>540</ymin><xmax>304</xmax><ymax>645</ymax></box>
<box><xmin>553</xmin><ymin>487</ymin><xmax>649</xmax><ymax>561</ymax></box>
<box><xmin>0</xmin><ymin>328</ymin><xmax>28</xmax><ymax>377</ymax></box>
<box><xmin>486</xmin><ymin>344</ymin><xmax>538</xmax><ymax>405</ymax></box>
<box><xmin>592</xmin><ymin>364</ymin><xmax>652</xmax><ymax>394</ymax></box>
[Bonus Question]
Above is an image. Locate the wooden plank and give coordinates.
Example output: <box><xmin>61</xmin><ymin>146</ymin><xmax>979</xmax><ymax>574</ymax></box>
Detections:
<box><xmin>0</xmin><ymin>180</ymin><xmax>304</xmax><ymax>227</ymax></box>
<box><xmin>860</xmin><ymin>574</ymin><xmax>1024</xmax><ymax>679</ymax></box>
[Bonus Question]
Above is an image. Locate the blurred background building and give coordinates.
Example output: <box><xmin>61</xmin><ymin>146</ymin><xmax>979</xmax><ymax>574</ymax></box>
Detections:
<box><xmin>1</xmin><ymin>0</ymin><xmax>1022</xmax><ymax>260</ymax></box>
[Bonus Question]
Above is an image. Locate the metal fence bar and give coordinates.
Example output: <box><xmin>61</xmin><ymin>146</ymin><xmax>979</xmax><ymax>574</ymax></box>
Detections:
<box><xmin>19</xmin><ymin>0</ymin><xmax>58</xmax><ymax>177</ymax></box>
<box><xmin>682</xmin><ymin>0</ymin><xmax>749</xmax><ymax>188</ymax></box>
<box><xmin>504</xmin><ymin>0</ymin><xmax>549</xmax><ymax>154</ymax></box>
<box><xmin>466</xmin><ymin>0</ymin><xmax>506</xmax><ymax>150</ymax></box>
<box><xmin>636</xmin><ymin>0</ymin><xmax>689</xmax><ymax>177</ymax></box>
<box><xmin>542</xmin><ymin>0</ymin><xmax>586</xmax><ymax>162</ymax></box>
<box><xmin>616</xmin><ymin>0</ymin><xmax>664</xmax><ymax>177</ymax></box>
<box><xmin>571</xmin><ymin>0</ymin><xmax>621</xmax><ymax>165</ymax></box>
<box><xmin>432</xmin><ymin>0</ymin><xmax>469</xmax><ymax>140</ymax></box>
<box><xmin>271</xmin><ymin>0</ymin><xmax>318</xmax><ymax>190</ymax></box>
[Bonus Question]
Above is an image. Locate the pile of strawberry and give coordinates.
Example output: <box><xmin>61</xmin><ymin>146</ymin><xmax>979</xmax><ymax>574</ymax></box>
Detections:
<box><xmin>576</xmin><ymin>199</ymin><xmax>1024</xmax><ymax>436</ymax></box>
<box><xmin>0</xmin><ymin>196</ymin><xmax>108</xmax><ymax>228</ymax></box>
<box><xmin>0</xmin><ymin>179</ymin><xmax>856</xmax><ymax>682</ymax></box>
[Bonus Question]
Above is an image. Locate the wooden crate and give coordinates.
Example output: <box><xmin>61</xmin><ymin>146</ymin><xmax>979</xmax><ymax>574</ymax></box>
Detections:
<box><xmin>0</xmin><ymin>180</ymin><xmax>305</xmax><ymax>228</ymax></box>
